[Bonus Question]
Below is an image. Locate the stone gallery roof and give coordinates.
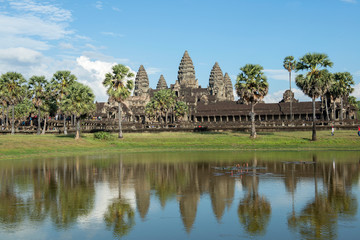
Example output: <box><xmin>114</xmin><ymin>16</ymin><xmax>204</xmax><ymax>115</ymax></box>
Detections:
<box><xmin>194</xmin><ymin>101</ymin><xmax>322</xmax><ymax>116</ymax></box>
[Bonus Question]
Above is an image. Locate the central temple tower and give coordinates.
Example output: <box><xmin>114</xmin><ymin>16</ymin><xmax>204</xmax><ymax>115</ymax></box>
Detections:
<box><xmin>177</xmin><ymin>50</ymin><xmax>198</xmax><ymax>89</ymax></box>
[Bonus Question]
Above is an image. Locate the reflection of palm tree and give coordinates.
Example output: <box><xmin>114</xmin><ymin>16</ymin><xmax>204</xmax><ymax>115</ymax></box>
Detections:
<box><xmin>238</xmin><ymin>157</ymin><xmax>271</xmax><ymax>235</ymax></box>
<box><xmin>104</xmin><ymin>200</ymin><xmax>135</xmax><ymax>239</ymax></box>
<box><xmin>104</xmin><ymin>158</ymin><xmax>136</xmax><ymax>239</ymax></box>
<box><xmin>0</xmin><ymin>185</ymin><xmax>25</xmax><ymax>228</ymax></box>
<box><xmin>288</xmin><ymin>161</ymin><xmax>358</xmax><ymax>240</ymax></box>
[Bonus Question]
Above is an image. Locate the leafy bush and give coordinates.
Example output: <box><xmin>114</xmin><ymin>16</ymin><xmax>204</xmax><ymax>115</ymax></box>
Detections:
<box><xmin>94</xmin><ymin>131</ymin><xmax>113</xmax><ymax>140</ymax></box>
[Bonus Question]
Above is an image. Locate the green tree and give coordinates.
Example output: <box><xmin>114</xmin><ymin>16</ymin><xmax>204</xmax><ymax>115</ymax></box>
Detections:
<box><xmin>51</xmin><ymin>71</ymin><xmax>77</xmax><ymax>135</ymax></box>
<box><xmin>235</xmin><ymin>64</ymin><xmax>268</xmax><ymax>139</ymax></box>
<box><xmin>333</xmin><ymin>72</ymin><xmax>354</xmax><ymax>121</ymax></box>
<box><xmin>103</xmin><ymin>64</ymin><xmax>134</xmax><ymax>138</ymax></box>
<box><xmin>295</xmin><ymin>53</ymin><xmax>333</xmax><ymax>141</ymax></box>
<box><xmin>11</xmin><ymin>96</ymin><xmax>35</xmax><ymax>126</ymax></box>
<box><xmin>318</xmin><ymin>70</ymin><xmax>334</xmax><ymax>121</ymax></box>
<box><xmin>0</xmin><ymin>72</ymin><xmax>27</xmax><ymax>134</ymax></box>
<box><xmin>61</xmin><ymin>82</ymin><xmax>95</xmax><ymax>140</ymax></box>
<box><xmin>283</xmin><ymin>56</ymin><xmax>297</xmax><ymax>120</ymax></box>
<box><xmin>174</xmin><ymin>101</ymin><xmax>188</xmax><ymax>121</ymax></box>
<box><xmin>28</xmin><ymin>76</ymin><xmax>49</xmax><ymax>135</ymax></box>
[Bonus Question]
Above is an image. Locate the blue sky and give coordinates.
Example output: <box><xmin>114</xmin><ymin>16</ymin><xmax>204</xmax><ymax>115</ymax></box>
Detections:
<box><xmin>0</xmin><ymin>0</ymin><xmax>359</xmax><ymax>102</ymax></box>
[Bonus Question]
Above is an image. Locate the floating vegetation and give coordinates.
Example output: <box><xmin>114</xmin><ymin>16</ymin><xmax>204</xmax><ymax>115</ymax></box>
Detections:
<box><xmin>212</xmin><ymin>164</ymin><xmax>284</xmax><ymax>178</ymax></box>
<box><xmin>282</xmin><ymin>161</ymin><xmax>316</xmax><ymax>165</ymax></box>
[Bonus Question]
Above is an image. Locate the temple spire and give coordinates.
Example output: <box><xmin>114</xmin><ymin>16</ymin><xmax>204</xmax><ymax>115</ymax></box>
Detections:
<box><xmin>177</xmin><ymin>50</ymin><xmax>198</xmax><ymax>89</ymax></box>
<box><xmin>134</xmin><ymin>65</ymin><xmax>149</xmax><ymax>97</ymax></box>
<box><xmin>224</xmin><ymin>73</ymin><xmax>234</xmax><ymax>101</ymax></box>
<box><xmin>209</xmin><ymin>62</ymin><xmax>225</xmax><ymax>101</ymax></box>
<box><xmin>156</xmin><ymin>75</ymin><xmax>168</xmax><ymax>90</ymax></box>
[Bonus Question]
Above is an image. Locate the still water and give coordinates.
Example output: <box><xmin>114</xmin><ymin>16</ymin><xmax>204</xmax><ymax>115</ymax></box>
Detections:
<box><xmin>1</xmin><ymin>151</ymin><xmax>360</xmax><ymax>240</ymax></box>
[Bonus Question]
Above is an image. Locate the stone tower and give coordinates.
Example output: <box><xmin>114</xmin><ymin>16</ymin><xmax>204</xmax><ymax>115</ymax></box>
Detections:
<box><xmin>224</xmin><ymin>73</ymin><xmax>234</xmax><ymax>101</ymax></box>
<box><xmin>134</xmin><ymin>65</ymin><xmax>149</xmax><ymax>97</ymax></box>
<box><xmin>156</xmin><ymin>75</ymin><xmax>168</xmax><ymax>90</ymax></box>
<box><xmin>209</xmin><ymin>62</ymin><xmax>226</xmax><ymax>101</ymax></box>
<box><xmin>177</xmin><ymin>50</ymin><xmax>198</xmax><ymax>89</ymax></box>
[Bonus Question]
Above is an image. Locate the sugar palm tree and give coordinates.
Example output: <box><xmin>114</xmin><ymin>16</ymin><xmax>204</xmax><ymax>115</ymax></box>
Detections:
<box><xmin>103</xmin><ymin>64</ymin><xmax>134</xmax><ymax>138</ymax></box>
<box><xmin>28</xmin><ymin>76</ymin><xmax>49</xmax><ymax>135</ymax></box>
<box><xmin>51</xmin><ymin>71</ymin><xmax>77</xmax><ymax>135</ymax></box>
<box><xmin>295</xmin><ymin>53</ymin><xmax>333</xmax><ymax>141</ymax></box>
<box><xmin>318</xmin><ymin>70</ymin><xmax>334</xmax><ymax>122</ymax></box>
<box><xmin>333</xmin><ymin>72</ymin><xmax>354</xmax><ymax>121</ymax></box>
<box><xmin>0</xmin><ymin>72</ymin><xmax>26</xmax><ymax>134</ymax></box>
<box><xmin>235</xmin><ymin>64</ymin><xmax>268</xmax><ymax>139</ymax></box>
<box><xmin>61</xmin><ymin>82</ymin><xmax>95</xmax><ymax>140</ymax></box>
<box><xmin>283</xmin><ymin>56</ymin><xmax>296</xmax><ymax>120</ymax></box>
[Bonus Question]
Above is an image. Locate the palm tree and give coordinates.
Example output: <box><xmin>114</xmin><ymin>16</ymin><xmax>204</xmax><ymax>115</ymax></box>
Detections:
<box><xmin>28</xmin><ymin>76</ymin><xmax>49</xmax><ymax>135</ymax></box>
<box><xmin>333</xmin><ymin>72</ymin><xmax>354</xmax><ymax>121</ymax></box>
<box><xmin>295</xmin><ymin>53</ymin><xmax>333</xmax><ymax>141</ymax></box>
<box><xmin>61</xmin><ymin>82</ymin><xmax>95</xmax><ymax>140</ymax></box>
<box><xmin>51</xmin><ymin>71</ymin><xmax>77</xmax><ymax>135</ymax></box>
<box><xmin>235</xmin><ymin>64</ymin><xmax>268</xmax><ymax>139</ymax></box>
<box><xmin>318</xmin><ymin>70</ymin><xmax>334</xmax><ymax>122</ymax></box>
<box><xmin>0</xmin><ymin>72</ymin><xmax>26</xmax><ymax>134</ymax></box>
<box><xmin>283</xmin><ymin>56</ymin><xmax>296</xmax><ymax>121</ymax></box>
<box><xmin>103</xmin><ymin>64</ymin><xmax>134</xmax><ymax>138</ymax></box>
<box><xmin>174</xmin><ymin>101</ymin><xmax>188</xmax><ymax>122</ymax></box>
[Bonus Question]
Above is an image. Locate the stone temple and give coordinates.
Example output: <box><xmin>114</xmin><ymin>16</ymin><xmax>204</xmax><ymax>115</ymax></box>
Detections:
<box><xmin>96</xmin><ymin>51</ymin><xmax>357</xmax><ymax>125</ymax></box>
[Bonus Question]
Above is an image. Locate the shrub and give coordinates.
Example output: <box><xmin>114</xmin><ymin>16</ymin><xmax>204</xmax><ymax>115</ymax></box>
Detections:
<box><xmin>94</xmin><ymin>131</ymin><xmax>113</xmax><ymax>140</ymax></box>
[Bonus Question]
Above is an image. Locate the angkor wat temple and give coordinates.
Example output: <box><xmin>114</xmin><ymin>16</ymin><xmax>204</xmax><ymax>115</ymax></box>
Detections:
<box><xmin>95</xmin><ymin>51</ymin><xmax>357</xmax><ymax>128</ymax></box>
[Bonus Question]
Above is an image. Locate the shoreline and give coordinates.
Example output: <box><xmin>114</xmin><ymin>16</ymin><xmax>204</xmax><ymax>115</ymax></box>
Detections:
<box><xmin>1</xmin><ymin>131</ymin><xmax>359</xmax><ymax>161</ymax></box>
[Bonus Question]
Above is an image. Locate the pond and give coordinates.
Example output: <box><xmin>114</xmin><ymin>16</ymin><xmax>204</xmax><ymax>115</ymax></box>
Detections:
<box><xmin>1</xmin><ymin>151</ymin><xmax>360</xmax><ymax>239</ymax></box>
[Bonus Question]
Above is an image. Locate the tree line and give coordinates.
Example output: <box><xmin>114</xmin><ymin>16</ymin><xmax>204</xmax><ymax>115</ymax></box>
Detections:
<box><xmin>235</xmin><ymin>52</ymin><xmax>356</xmax><ymax>140</ymax></box>
<box><xmin>0</xmin><ymin>70</ymin><xmax>95</xmax><ymax>139</ymax></box>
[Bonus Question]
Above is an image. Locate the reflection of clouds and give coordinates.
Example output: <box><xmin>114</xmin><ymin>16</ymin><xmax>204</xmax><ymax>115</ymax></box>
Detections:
<box><xmin>78</xmin><ymin>183</ymin><xmax>118</xmax><ymax>225</ymax></box>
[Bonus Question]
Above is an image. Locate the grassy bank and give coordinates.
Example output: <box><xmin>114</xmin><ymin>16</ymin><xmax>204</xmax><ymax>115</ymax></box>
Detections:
<box><xmin>0</xmin><ymin>130</ymin><xmax>359</xmax><ymax>160</ymax></box>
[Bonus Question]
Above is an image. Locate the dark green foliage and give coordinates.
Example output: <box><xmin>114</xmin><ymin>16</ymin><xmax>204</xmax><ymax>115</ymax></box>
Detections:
<box><xmin>94</xmin><ymin>131</ymin><xmax>114</xmax><ymax>140</ymax></box>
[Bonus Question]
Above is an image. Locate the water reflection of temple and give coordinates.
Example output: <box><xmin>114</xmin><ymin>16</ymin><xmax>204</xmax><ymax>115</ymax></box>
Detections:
<box><xmin>0</xmin><ymin>154</ymin><xmax>360</xmax><ymax>238</ymax></box>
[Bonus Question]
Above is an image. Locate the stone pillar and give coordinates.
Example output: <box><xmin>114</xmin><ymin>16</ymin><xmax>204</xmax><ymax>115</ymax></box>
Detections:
<box><xmin>233</xmin><ymin>116</ymin><xmax>235</xmax><ymax>122</ymax></box>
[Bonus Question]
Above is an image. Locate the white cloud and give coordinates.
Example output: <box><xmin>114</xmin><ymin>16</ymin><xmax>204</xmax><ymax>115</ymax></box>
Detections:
<box><xmin>95</xmin><ymin>1</ymin><xmax>103</xmax><ymax>10</ymax></box>
<box><xmin>263</xmin><ymin>69</ymin><xmax>290</xmax><ymax>81</ymax></box>
<box><xmin>146</xmin><ymin>67</ymin><xmax>161</xmax><ymax>75</ymax></box>
<box><xmin>0</xmin><ymin>14</ymin><xmax>71</xmax><ymax>40</ymax></box>
<box><xmin>352</xmin><ymin>83</ymin><xmax>360</xmax><ymax>99</ymax></box>
<box><xmin>101</xmin><ymin>32</ymin><xmax>124</xmax><ymax>37</ymax></box>
<box><xmin>59</xmin><ymin>42</ymin><xmax>74</xmax><ymax>50</ymax></box>
<box><xmin>341</xmin><ymin>0</ymin><xmax>357</xmax><ymax>3</ymax></box>
<box><xmin>112</xmin><ymin>7</ymin><xmax>121</xmax><ymax>12</ymax></box>
<box><xmin>9</xmin><ymin>0</ymin><xmax>72</xmax><ymax>22</ymax></box>
<box><xmin>0</xmin><ymin>47</ymin><xmax>43</xmax><ymax>64</ymax></box>
<box><xmin>75</xmin><ymin>56</ymin><xmax>136</xmax><ymax>101</ymax></box>
<box><xmin>263</xmin><ymin>89</ymin><xmax>310</xmax><ymax>103</ymax></box>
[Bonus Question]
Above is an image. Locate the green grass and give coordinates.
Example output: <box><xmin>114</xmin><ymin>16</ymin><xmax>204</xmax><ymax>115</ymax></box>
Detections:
<box><xmin>0</xmin><ymin>130</ymin><xmax>359</xmax><ymax>160</ymax></box>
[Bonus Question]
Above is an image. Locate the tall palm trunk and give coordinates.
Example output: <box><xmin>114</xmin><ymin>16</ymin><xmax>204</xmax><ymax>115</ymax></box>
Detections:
<box><xmin>5</xmin><ymin>107</ymin><xmax>8</xmax><ymax>129</ymax></box>
<box><xmin>289</xmin><ymin>71</ymin><xmax>293</xmax><ymax>121</ymax></box>
<box><xmin>324</xmin><ymin>96</ymin><xmax>330</xmax><ymax>121</ymax></box>
<box><xmin>340</xmin><ymin>97</ymin><xmax>344</xmax><ymax>121</ymax></box>
<box><xmin>42</xmin><ymin>117</ymin><xmax>47</xmax><ymax>135</ymax></box>
<box><xmin>75</xmin><ymin>117</ymin><xmax>81</xmax><ymax>140</ymax></box>
<box><xmin>250</xmin><ymin>102</ymin><xmax>256</xmax><ymax>139</ymax></box>
<box><xmin>312</xmin><ymin>96</ymin><xmax>317</xmax><ymax>141</ymax></box>
<box><xmin>332</xmin><ymin>100</ymin><xmax>336</xmax><ymax>120</ymax></box>
<box><xmin>37</xmin><ymin>108</ymin><xmax>41</xmax><ymax>135</ymax></box>
<box><xmin>11</xmin><ymin>105</ymin><xmax>15</xmax><ymax>135</ymax></box>
<box><xmin>118</xmin><ymin>102</ymin><xmax>123</xmax><ymax>138</ymax></box>
<box><xmin>63</xmin><ymin>114</ymin><xmax>67</xmax><ymax>135</ymax></box>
